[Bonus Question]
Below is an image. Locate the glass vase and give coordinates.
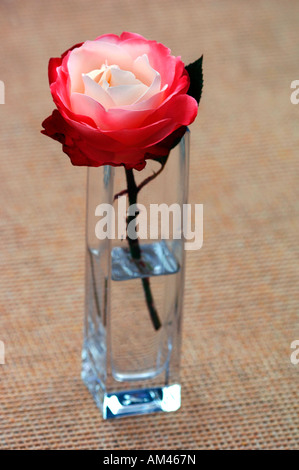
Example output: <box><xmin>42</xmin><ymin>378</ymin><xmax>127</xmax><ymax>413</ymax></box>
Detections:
<box><xmin>82</xmin><ymin>130</ymin><xmax>190</xmax><ymax>419</ymax></box>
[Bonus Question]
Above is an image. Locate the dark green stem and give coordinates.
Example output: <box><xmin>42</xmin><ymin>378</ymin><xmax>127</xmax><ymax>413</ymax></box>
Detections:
<box><xmin>89</xmin><ymin>248</ymin><xmax>105</xmax><ymax>326</ymax></box>
<box><xmin>125</xmin><ymin>168</ymin><xmax>161</xmax><ymax>331</ymax></box>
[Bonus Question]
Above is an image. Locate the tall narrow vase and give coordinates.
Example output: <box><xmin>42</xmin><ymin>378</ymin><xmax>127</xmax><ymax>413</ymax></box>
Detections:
<box><xmin>82</xmin><ymin>130</ymin><xmax>190</xmax><ymax>419</ymax></box>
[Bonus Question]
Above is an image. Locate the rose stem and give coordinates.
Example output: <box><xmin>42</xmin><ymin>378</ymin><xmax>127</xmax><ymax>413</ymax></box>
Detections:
<box><xmin>125</xmin><ymin>168</ymin><xmax>161</xmax><ymax>331</ymax></box>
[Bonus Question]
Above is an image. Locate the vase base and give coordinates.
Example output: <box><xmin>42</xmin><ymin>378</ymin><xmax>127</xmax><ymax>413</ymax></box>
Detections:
<box><xmin>81</xmin><ymin>353</ymin><xmax>181</xmax><ymax>419</ymax></box>
<box><xmin>102</xmin><ymin>384</ymin><xmax>181</xmax><ymax>419</ymax></box>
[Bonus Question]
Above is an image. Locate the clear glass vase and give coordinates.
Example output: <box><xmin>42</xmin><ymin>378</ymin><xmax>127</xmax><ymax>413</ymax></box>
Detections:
<box><xmin>82</xmin><ymin>130</ymin><xmax>190</xmax><ymax>419</ymax></box>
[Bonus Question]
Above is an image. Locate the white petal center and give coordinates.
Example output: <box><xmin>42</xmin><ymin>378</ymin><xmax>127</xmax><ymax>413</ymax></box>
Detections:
<box><xmin>81</xmin><ymin>55</ymin><xmax>163</xmax><ymax>109</ymax></box>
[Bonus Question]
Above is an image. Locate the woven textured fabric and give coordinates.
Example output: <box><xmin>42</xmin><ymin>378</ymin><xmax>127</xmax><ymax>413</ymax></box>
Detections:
<box><xmin>1</xmin><ymin>0</ymin><xmax>299</xmax><ymax>450</ymax></box>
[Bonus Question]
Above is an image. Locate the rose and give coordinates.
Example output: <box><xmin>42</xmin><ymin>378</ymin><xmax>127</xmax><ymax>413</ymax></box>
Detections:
<box><xmin>42</xmin><ymin>32</ymin><xmax>199</xmax><ymax>170</ymax></box>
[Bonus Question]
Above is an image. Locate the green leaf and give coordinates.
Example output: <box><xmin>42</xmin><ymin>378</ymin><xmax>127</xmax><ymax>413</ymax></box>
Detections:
<box><xmin>153</xmin><ymin>152</ymin><xmax>169</xmax><ymax>168</ymax></box>
<box><xmin>185</xmin><ymin>55</ymin><xmax>203</xmax><ymax>104</ymax></box>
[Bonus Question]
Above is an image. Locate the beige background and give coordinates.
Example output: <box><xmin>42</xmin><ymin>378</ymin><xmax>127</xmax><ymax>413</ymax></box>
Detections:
<box><xmin>0</xmin><ymin>0</ymin><xmax>299</xmax><ymax>449</ymax></box>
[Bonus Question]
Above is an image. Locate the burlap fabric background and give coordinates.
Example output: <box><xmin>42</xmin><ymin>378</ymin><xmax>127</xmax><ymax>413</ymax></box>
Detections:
<box><xmin>0</xmin><ymin>0</ymin><xmax>299</xmax><ymax>450</ymax></box>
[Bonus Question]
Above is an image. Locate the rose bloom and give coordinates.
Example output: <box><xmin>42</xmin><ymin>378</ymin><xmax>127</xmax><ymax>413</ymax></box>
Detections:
<box><xmin>42</xmin><ymin>32</ymin><xmax>198</xmax><ymax>170</ymax></box>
